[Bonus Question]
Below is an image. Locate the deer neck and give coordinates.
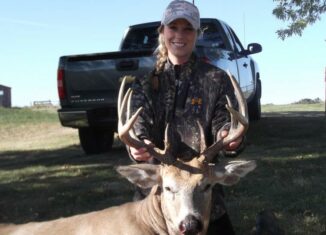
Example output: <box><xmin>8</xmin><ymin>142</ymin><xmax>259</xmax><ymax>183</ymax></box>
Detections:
<box><xmin>137</xmin><ymin>185</ymin><xmax>169</xmax><ymax>235</ymax></box>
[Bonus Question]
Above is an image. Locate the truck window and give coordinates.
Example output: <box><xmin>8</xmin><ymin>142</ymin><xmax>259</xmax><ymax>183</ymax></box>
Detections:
<box><xmin>227</xmin><ymin>26</ymin><xmax>245</xmax><ymax>53</ymax></box>
<box><xmin>195</xmin><ymin>21</ymin><xmax>231</xmax><ymax>60</ymax></box>
<box><xmin>218</xmin><ymin>21</ymin><xmax>241</xmax><ymax>53</ymax></box>
<box><xmin>121</xmin><ymin>26</ymin><xmax>159</xmax><ymax>51</ymax></box>
<box><xmin>198</xmin><ymin>22</ymin><xmax>226</xmax><ymax>49</ymax></box>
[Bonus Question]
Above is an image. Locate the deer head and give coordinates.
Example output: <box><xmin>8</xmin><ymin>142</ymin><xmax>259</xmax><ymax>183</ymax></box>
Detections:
<box><xmin>117</xmin><ymin>158</ymin><xmax>256</xmax><ymax>235</ymax></box>
<box><xmin>117</xmin><ymin>73</ymin><xmax>255</xmax><ymax>235</ymax></box>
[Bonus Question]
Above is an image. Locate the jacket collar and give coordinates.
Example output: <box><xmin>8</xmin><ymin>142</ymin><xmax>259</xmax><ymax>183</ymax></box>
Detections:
<box><xmin>164</xmin><ymin>53</ymin><xmax>197</xmax><ymax>72</ymax></box>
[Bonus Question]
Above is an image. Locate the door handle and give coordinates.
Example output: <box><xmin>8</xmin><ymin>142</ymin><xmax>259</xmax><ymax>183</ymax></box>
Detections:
<box><xmin>116</xmin><ymin>60</ymin><xmax>139</xmax><ymax>71</ymax></box>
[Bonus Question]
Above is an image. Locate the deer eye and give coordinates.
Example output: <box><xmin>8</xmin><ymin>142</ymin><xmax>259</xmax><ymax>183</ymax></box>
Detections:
<box><xmin>164</xmin><ymin>186</ymin><xmax>172</xmax><ymax>192</ymax></box>
<box><xmin>164</xmin><ymin>186</ymin><xmax>177</xmax><ymax>194</ymax></box>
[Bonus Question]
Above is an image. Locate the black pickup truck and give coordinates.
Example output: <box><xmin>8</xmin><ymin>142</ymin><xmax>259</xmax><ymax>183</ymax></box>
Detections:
<box><xmin>57</xmin><ymin>18</ymin><xmax>262</xmax><ymax>154</ymax></box>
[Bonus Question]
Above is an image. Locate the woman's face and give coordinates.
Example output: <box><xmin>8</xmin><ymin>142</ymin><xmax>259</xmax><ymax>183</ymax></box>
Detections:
<box><xmin>162</xmin><ymin>19</ymin><xmax>197</xmax><ymax>65</ymax></box>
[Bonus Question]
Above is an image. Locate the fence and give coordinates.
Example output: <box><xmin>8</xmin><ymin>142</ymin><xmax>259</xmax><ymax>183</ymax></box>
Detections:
<box><xmin>33</xmin><ymin>100</ymin><xmax>53</xmax><ymax>107</ymax></box>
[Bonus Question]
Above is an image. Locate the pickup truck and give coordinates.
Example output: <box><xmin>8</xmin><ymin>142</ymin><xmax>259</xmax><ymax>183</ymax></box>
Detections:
<box><xmin>57</xmin><ymin>18</ymin><xmax>262</xmax><ymax>155</ymax></box>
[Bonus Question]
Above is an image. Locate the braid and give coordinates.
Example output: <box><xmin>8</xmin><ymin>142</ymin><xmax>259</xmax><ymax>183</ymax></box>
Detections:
<box><xmin>155</xmin><ymin>26</ymin><xmax>168</xmax><ymax>73</ymax></box>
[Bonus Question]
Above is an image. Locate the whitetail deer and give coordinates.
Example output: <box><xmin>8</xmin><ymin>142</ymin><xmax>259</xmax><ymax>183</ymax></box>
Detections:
<box><xmin>0</xmin><ymin>73</ymin><xmax>256</xmax><ymax>235</ymax></box>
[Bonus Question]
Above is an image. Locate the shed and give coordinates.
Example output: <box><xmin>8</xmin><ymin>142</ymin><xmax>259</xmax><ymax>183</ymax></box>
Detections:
<box><xmin>0</xmin><ymin>84</ymin><xmax>12</xmax><ymax>108</ymax></box>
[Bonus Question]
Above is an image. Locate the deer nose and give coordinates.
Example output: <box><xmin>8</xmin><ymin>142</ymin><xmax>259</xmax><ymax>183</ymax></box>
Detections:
<box><xmin>178</xmin><ymin>215</ymin><xmax>203</xmax><ymax>235</ymax></box>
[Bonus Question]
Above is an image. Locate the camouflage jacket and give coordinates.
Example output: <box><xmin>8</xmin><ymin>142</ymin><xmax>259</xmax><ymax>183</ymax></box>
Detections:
<box><xmin>130</xmin><ymin>54</ymin><xmax>243</xmax><ymax>162</ymax></box>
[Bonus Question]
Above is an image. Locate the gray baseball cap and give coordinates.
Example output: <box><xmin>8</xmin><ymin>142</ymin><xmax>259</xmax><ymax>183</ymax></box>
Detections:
<box><xmin>161</xmin><ymin>0</ymin><xmax>200</xmax><ymax>30</ymax></box>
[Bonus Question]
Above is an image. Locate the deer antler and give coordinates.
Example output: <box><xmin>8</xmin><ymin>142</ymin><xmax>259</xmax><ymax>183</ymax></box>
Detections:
<box><xmin>118</xmin><ymin>76</ymin><xmax>175</xmax><ymax>165</ymax></box>
<box><xmin>199</xmin><ymin>71</ymin><xmax>249</xmax><ymax>162</ymax></box>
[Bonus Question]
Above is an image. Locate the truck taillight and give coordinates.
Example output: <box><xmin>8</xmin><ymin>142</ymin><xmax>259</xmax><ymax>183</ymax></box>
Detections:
<box><xmin>57</xmin><ymin>69</ymin><xmax>65</xmax><ymax>99</ymax></box>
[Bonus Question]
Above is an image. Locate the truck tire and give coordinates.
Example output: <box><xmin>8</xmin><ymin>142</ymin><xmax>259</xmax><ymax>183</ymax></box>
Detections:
<box><xmin>78</xmin><ymin>127</ymin><xmax>114</xmax><ymax>155</ymax></box>
<box><xmin>248</xmin><ymin>80</ymin><xmax>261</xmax><ymax>121</ymax></box>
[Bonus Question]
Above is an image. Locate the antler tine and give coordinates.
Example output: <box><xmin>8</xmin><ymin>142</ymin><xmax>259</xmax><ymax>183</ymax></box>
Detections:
<box><xmin>197</xmin><ymin>121</ymin><xmax>208</xmax><ymax>163</ymax></box>
<box><xmin>200</xmin><ymin>71</ymin><xmax>249</xmax><ymax>162</ymax></box>
<box><xmin>198</xmin><ymin>121</ymin><xmax>207</xmax><ymax>153</ymax></box>
<box><xmin>118</xmin><ymin>87</ymin><xmax>144</xmax><ymax>148</ymax></box>
<box><xmin>118</xmin><ymin>76</ymin><xmax>175</xmax><ymax>165</ymax></box>
<box><xmin>162</xmin><ymin>123</ymin><xmax>176</xmax><ymax>165</ymax></box>
<box><xmin>117</xmin><ymin>75</ymin><xmax>126</xmax><ymax>120</ymax></box>
<box><xmin>223</xmin><ymin>71</ymin><xmax>249</xmax><ymax>144</ymax></box>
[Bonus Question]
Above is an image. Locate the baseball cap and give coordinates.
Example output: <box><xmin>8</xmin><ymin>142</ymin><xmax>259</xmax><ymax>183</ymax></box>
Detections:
<box><xmin>161</xmin><ymin>0</ymin><xmax>200</xmax><ymax>30</ymax></box>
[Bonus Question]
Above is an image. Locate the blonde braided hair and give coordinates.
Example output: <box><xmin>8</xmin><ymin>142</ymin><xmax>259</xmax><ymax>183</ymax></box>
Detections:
<box><xmin>155</xmin><ymin>25</ymin><xmax>168</xmax><ymax>73</ymax></box>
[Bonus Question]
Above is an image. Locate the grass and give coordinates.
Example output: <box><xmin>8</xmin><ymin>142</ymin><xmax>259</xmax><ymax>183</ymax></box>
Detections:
<box><xmin>227</xmin><ymin>103</ymin><xmax>326</xmax><ymax>234</ymax></box>
<box><xmin>0</xmin><ymin>107</ymin><xmax>79</xmax><ymax>151</ymax></box>
<box><xmin>0</xmin><ymin>105</ymin><xmax>326</xmax><ymax>234</ymax></box>
<box><xmin>262</xmin><ymin>102</ymin><xmax>325</xmax><ymax>112</ymax></box>
<box><xmin>0</xmin><ymin>107</ymin><xmax>132</xmax><ymax>223</ymax></box>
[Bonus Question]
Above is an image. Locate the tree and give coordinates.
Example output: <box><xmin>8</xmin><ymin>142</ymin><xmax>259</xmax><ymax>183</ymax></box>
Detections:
<box><xmin>272</xmin><ymin>0</ymin><xmax>326</xmax><ymax>40</ymax></box>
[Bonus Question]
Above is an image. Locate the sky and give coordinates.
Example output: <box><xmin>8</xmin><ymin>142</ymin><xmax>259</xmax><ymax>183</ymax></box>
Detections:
<box><xmin>0</xmin><ymin>0</ymin><xmax>325</xmax><ymax>107</ymax></box>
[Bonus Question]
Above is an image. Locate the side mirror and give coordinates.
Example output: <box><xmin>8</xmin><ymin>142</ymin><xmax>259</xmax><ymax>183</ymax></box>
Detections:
<box><xmin>241</xmin><ymin>43</ymin><xmax>262</xmax><ymax>56</ymax></box>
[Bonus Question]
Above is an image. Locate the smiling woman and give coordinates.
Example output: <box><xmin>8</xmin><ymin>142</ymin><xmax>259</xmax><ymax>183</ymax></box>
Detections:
<box><xmin>124</xmin><ymin>1</ymin><xmax>250</xmax><ymax>235</ymax></box>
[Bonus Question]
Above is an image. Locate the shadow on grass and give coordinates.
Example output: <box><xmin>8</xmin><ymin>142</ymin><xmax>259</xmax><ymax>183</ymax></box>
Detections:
<box><xmin>0</xmin><ymin>144</ymin><xmax>130</xmax><ymax>170</ymax></box>
<box><xmin>0</xmin><ymin>145</ymin><xmax>133</xmax><ymax>224</ymax></box>
<box><xmin>243</xmin><ymin>111</ymin><xmax>326</xmax><ymax>202</ymax></box>
<box><xmin>231</xmin><ymin>111</ymin><xmax>326</xmax><ymax>234</ymax></box>
<box><xmin>247</xmin><ymin>111</ymin><xmax>326</xmax><ymax>157</ymax></box>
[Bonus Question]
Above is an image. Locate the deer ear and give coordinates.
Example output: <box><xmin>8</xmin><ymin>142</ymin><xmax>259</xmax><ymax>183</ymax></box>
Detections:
<box><xmin>212</xmin><ymin>160</ymin><xmax>256</xmax><ymax>186</ymax></box>
<box><xmin>116</xmin><ymin>164</ymin><xmax>160</xmax><ymax>189</ymax></box>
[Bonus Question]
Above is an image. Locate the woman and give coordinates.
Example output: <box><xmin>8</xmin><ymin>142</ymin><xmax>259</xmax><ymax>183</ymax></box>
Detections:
<box><xmin>128</xmin><ymin>1</ymin><xmax>245</xmax><ymax>234</ymax></box>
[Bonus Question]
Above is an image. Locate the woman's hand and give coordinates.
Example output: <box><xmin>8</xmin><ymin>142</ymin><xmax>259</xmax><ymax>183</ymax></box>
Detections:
<box><xmin>220</xmin><ymin>130</ymin><xmax>242</xmax><ymax>151</ymax></box>
<box><xmin>129</xmin><ymin>139</ymin><xmax>154</xmax><ymax>162</ymax></box>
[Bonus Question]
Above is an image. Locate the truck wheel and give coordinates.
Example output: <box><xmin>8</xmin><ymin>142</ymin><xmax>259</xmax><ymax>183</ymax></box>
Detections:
<box><xmin>248</xmin><ymin>80</ymin><xmax>261</xmax><ymax>121</ymax></box>
<box><xmin>78</xmin><ymin>127</ymin><xmax>114</xmax><ymax>155</ymax></box>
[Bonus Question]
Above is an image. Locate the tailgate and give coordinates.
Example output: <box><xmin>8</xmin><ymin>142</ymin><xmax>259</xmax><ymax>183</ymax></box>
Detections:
<box><xmin>60</xmin><ymin>50</ymin><xmax>155</xmax><ymax>107</ymax></box>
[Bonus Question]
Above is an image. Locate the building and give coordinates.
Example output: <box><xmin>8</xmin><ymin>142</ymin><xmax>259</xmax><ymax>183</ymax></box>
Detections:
<box><xmin>0</xmin><ymin>84</ymin><xmax>12</xmax><ymax>108</ymax></box>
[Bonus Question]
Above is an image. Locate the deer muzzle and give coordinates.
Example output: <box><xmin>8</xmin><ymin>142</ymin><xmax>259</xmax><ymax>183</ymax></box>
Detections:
<box><xmin>178</xmin><ymin>214</ymin><xmax>203</xmax><ymax>235</ymax></box>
